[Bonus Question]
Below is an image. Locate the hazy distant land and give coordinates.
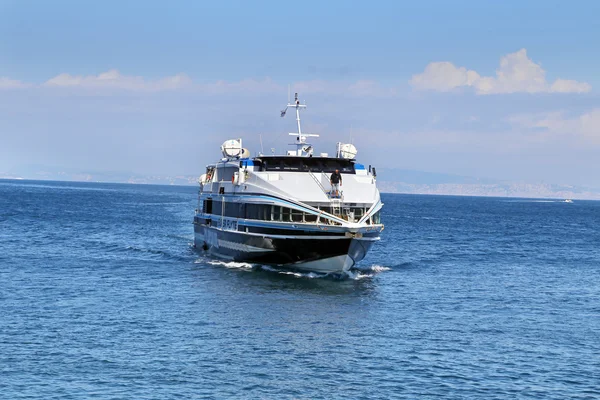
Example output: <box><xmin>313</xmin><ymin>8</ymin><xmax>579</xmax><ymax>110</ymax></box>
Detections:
<box><xmin>2</xmin><ymin>166</ymin><xmax>599</xmax><ymax>200</ymax></box>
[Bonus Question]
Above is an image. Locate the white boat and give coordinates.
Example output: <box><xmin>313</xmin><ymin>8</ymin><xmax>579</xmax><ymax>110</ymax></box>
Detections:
<box><xmin>193</xmin><ymin>93</ymin><xmax>384</xmax><ymax>274</ymax></box>
<box><xmin>564</xmin><ymin>199</ymin><xmax>573</xmax><ymax>203</ymax></box>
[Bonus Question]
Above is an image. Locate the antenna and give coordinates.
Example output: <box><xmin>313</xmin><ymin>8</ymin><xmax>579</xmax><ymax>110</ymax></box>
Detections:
<box><xmin>280</xmin><ymin>92</ymin><xmax>319</xmax><ymax>156</ymax></box>
<box><xmin>288</xmin><ymin>84</ymin><xmax>291</xmax><ymax>103</ymax></box>
<box><xmin>259</xmin><ymin>134</ymin><xmax>264</xmax><ymax>154</ymax></box>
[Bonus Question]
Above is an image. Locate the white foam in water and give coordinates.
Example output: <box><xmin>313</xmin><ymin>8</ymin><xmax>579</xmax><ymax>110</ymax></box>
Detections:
<box><xmin>198</xmin><ymin>258</ymin><xmax>390</xmax><ymax>280</ymax></box>
<box><xmin>369</xmin><ymin>265</ymin><xmax>392</xmax><ymax>273</ymax></box>
<box><xmin>258</xmin><ymin>265</ymin><xmax>278</xmax><ymax>272</ymax></box>
<box><xmin>205</xmin><ymin>260</ymin><xmax>255</xmax><ymax>270</ymax></box>
<box><xmin>345</xmin><ymin>264</ymin><xmax>392</xmax><ymax>280</ymax></box>
<box><xmin>260</xmin><ymin>265</ymin><xmax>327</xmax><ymax>279</ymax></box>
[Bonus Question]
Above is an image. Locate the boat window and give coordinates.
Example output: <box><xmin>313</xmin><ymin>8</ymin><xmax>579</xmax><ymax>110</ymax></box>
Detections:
<box><xmin>212</xmin><ymin>200</ymin><xmax>222</xmax><ymax>215</ymax></box>
<box><xmin>246</xmin><ymin>204</ymin><xmax>258</xmax><ymax>220</ymax></box>
<box><xmin>282</xmin><ymin>207</ymin><xmax>291</xmax><ymax>222</ymax></box>
<box><xmin>373</xmin><ymin>211</ymin><xmax>381</xmax><ymax>224</ymax></box>
<box><xmin>272</xmin><ymin>206</ymin><xmax>281</xmax><ymax>221</ymax></box>
<box><xmin>255</xmin><ymin>157</ymin><xmax>355</xmax><ymax>174</ymax></box>
<box><xmin>291</xmin><ymin>209</ymin><xmax>303</xmax><ymax>222</ymax></box>
<box><xmin>244</xmin><ymin>204</ymin><xmax>271</xmax><ymax>221</ymax></box>
<box><xmin>283</xmin><ymin>159</ymin><xmax>301</xmax><ymax>171</ymax></box>
<box><xmin>353</xmin><ymin>207</ymin><xmax>363</xmax><ymax>219</ymax></box>
<box><xmin>319</xmin><ymin>206</ymin><xmax>332</xmax><ymax>215</ymax></box>
<box><xmin>223</xmin><ymin>202</ymin><xmax>243</xmax><ymax>218</ymax></box>
<box><xmin>204</xmin><ymin>199</ymin><xmax>213</xmax><ymax>214</ymax></box>
<box><xmin>304</xmin><ymin>213</ymin><xmax>318</xmax><ymax>223</ymax></box>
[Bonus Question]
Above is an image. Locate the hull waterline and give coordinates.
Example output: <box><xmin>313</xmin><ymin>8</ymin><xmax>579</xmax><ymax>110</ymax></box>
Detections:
<box><xmin>194</xmin><ymin>224</ymin><xmax>378</xmax><ymax>274</ymax></box>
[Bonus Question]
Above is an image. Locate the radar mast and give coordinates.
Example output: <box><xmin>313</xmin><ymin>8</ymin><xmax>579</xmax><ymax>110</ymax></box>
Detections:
<box><xmin>280</xmin><ymin>93</ymin><xmax>319</xmax><ymax>156</ymax></box>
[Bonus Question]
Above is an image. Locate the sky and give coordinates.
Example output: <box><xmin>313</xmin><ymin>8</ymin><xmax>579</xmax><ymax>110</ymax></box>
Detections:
<box><xmin>1</xmin><ymin>0</ymin><xmax>599</xmax><ymax>186</ymax></box>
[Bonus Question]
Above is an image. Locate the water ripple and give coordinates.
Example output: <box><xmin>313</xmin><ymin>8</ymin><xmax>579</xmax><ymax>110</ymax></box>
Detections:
<box><xmin>1</xmin><ymin>181</ymin><xmax>599</xmax><ymax>399</ymax></box>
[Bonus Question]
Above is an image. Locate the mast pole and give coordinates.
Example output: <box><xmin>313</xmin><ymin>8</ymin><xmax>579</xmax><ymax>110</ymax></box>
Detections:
<box><xmin>280</xmin><ymin>92</ymin><xmax>318</xmax><ymax>157</ymax></box>
<box><xmin>296</xmin><ymin>105</ymin><xmax>302</xmax><ymax>137</ymax></box>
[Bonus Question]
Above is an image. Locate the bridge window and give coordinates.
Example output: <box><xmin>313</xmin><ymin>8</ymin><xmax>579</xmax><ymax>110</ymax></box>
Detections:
<box><xmin>256</xmin><ymin>157</ymin><xmax>355</xmax><ymax>174</ymax></box>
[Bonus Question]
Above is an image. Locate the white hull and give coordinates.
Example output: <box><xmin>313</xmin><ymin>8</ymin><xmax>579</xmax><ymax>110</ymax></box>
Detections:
<box><xmin>287</xmin><ymin>254</ymin><xmax>355</xmax><ymax>274</ymax></box>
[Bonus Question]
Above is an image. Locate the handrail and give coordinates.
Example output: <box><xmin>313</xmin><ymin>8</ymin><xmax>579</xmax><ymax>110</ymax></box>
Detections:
<box><xmin>308</xmin><ymin>169</ymin><xmax>329</xmax><ymax>196</ymax></box>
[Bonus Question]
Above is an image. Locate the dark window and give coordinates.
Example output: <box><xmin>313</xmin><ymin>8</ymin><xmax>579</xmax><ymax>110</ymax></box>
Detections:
<box><xmin>283</xmin><ymin>159</ymin><xmax>301</xmax><ymax>171</ymax></box>
<box><xmin>273</xmin><ymin>206</ymin><xmax>281</xmax><ymax>221</ymax></box>
<box><xmin>255</xmin><ymin>157</ymin><xmax>355</xmax><ymax>174</ymax></box>
<box><xmin>304</xmin><ymin>213</ymin><xmax>317</xmax><ymax>223</ymax></box>
<box><xmin>213</xmin><ymin>201</ymin><xmax>223</xmax><ymax>215</ymax></box>
<box><xmin>282</xmin><ymin>207</ymin><xmax>291</xmax><ymax>222</ymax></box>
<box><xmin>204</xmin><ymin>199</ymin><xmax>213</xmax><ymax>214</ymax></box>
<box><xmin>373</xmin><ymin>211</ymin><xmax>381</xmax><ymax>224</ymax></box>
<box><xmin>224</xmin><ymin>202</ymin><xmax>241</xmax><ymax>218</ymax></box>
<box><xmin>245</xmin><ymin>204</ymin><xmax>270</xmax><ymax>220</ymax></box>
<box><xmin>291</xmin><ymin>209</ymin><xmax>303</xmax><ymax>222</ymax></box>
<box><xmin>246</xmin><ymin>204</ymin><xmax>258</xmax><ymax>220</ymax></box>
<box><xmin>354</xmin><ymin>207</ymin><xmax>364</xmax><ymax>219</ymax></box>
<box><xmin>319</xmin><ymin>206</ymin><xmax>332</xmax><ymax>215</ymax></box>
<box><xmin>261</xmin><ymin>205</ymin><xmax>269</xmax><ymax>221</ymax></box>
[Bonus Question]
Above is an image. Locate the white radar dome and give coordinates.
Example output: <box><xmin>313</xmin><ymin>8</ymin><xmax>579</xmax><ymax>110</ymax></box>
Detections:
<box><xmin>339</xmin><ymin>143</ymin><xmax>358</xmax><ymax>159</ymax></box>
<box><xmin>221</xmin><ymin>139</ymin><xmax>243</xmax><ymax>158</ymax></box>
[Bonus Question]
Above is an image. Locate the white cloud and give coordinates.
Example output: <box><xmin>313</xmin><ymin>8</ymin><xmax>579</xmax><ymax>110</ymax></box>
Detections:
<box><xmin>289</xmin><ymin>79</ymin><xmax>396</xmax><ymax>97</ymax></box>
<box><xmin>199</xmin><ymin>78</ymin><xmax>282</xmax><ymax>94</ymax></box>
<box><xmin>43</xmin><ymin>69</ymin><xmax>192</xmax><ymax>91</ymax></box>
<box><xmin>4</xmin><ymin>71</ymin><xmax>390</xmax><ymax>96</ymax></box>
<box><xmin>0</xmin><ymin>77</ymin><xmax>31</xmax><ymax>89</ymax></box>
<box><xmin>411</xmin><ymin>49</ymin><xmax>591</xmax><ymax>95</ymax></box>
<box><xmin>550</xmin><ymin>79</ymin><xmax>591</xmax><ymax>93</ymax></box>
<box><xmin>409</xmin><ymin>62</ymin><xmax>481</xmax><ymax>92</ymax></box>
<box><xmin>509</xmin><ymin>108</ymin><xmax>600</xmax><ymax>144</ymax></box>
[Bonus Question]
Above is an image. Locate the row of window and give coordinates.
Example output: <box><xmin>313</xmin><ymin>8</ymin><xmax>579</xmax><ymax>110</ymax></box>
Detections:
<box><xmin>201</xmin><ymin>199</ymin><xmax>380</xmax><ymax>224</ymax></box>
<box><xmin>255</xmin><ymin>157</ymin><xmax>355</xmax><ymax>173</ymax></box>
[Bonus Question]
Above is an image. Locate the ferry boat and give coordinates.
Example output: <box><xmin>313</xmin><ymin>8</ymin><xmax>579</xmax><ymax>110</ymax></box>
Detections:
<box><xmin>193</xmin><ymin>93</ymin><xmax>384</xmax><ymax>274</ymax></box>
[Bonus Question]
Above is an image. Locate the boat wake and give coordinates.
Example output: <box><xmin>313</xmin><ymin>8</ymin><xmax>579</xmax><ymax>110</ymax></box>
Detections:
<box><xmin>198</xmin><ymin>259</ymin><xmax>391</xmax><ymax>280</ymax></box>
<box><xmin>347</xmin><ymin>264</ymin><xmax>392</xmax><ymax>279</ymax></box>
<box><xmin>202</xmin><ymin>260</ymin><xmax>255</xmax><ymax>271</ymax></box>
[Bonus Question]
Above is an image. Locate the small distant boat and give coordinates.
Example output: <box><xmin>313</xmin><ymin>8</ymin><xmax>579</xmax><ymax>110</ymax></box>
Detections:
<box><xmin>564</xmin><ymin>199</ymin><xmax>573</xmax><ymax>203</ymax></box>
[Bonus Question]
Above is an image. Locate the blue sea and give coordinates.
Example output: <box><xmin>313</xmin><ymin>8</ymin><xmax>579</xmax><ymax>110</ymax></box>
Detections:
<box><xmin>1</xmin><ymin>179</ymin><xmax>599</xmax><ymax>399</ymax></box>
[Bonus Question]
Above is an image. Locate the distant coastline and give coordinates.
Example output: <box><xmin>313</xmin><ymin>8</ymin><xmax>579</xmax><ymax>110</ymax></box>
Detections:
<box><xmin>3</xmin><ymin>172</ymin><xmax>599</xmax><ymax>200</ymax></box>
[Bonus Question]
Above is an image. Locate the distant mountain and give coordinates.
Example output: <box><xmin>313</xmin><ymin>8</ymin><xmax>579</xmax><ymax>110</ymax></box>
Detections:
<box><xmin>376</xmin><ymin>168</ymin><xmax>600</xmax><ymax>200</ymax></box>
<box><xmin>377</xmin><ymin>168</ymin><xmax>498</xmax><ymax>185</ymax></box>
<box><xmin>3</xmin><ymin>165</ymin><xmax>600</xmax><ymax>200</ymax></box>
<box><xmin>1</xmin><ymin>165</ymin><xmax>198</xmax><ymax>186</ymax></box>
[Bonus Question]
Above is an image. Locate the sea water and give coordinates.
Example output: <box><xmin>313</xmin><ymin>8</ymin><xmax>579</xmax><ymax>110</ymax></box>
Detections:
<box><xmin>1</xmin><ymin>180</ymin><xmax>599</xmax><ymax>399</ymax></box>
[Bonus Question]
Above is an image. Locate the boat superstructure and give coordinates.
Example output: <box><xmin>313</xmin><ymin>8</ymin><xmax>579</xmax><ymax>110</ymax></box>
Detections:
<box><xmin>193</xmin><ymin>93</ymin><xmax>384</xmax><ymax>274</ymax></box>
